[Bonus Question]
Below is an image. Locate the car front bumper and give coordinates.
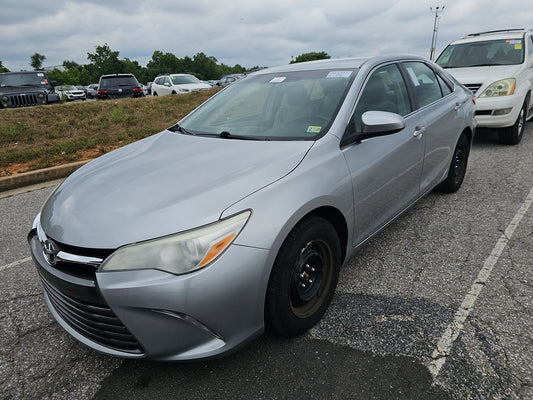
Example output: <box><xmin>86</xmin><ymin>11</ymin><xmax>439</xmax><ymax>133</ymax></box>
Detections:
<box><xmin>29</xmin><ymin>223</ymin><xmax>271</xmax><ymax>360</ymax></box>
<box><xmin>474</xmin><ymin>94</ymin><xmax>524</xmax><ymax>128</ymax></box>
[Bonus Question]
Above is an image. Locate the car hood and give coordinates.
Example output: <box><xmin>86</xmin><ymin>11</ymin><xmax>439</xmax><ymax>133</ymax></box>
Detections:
<box><xmin>444</xmin><ymin>65</ymin><xmax>522</xmax><ymax>85</ymax></box>
<box><xmin>40</xmin><ymin>131</ymin><xmax>313</xmax><ymax>249</ymax></box>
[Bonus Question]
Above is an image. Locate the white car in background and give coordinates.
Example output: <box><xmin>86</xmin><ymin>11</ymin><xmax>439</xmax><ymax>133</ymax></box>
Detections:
<box><xmin>436</xmin><ymin>28</ymin><xmax>533</xmax><ymax>144</ymax></box>
<box><xmin>55</xmin><ymin>85</ymin><xmax>86</xmax><ymax>101</ymax></box>
<box><xmin>151</xmin><ymin>74</ymin><xmax>211</xmax><ymax>96</ymax></box>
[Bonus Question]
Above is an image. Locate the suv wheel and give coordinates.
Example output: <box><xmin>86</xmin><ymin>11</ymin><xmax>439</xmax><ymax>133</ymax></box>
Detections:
<box><xmin>499</xmin><ymin>101</ymin><xmax>527</xmax><ymax>145</ymax></box>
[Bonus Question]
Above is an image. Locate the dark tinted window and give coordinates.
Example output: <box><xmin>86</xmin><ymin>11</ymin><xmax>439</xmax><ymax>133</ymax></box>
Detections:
<box><xmin>403</xmin><ymin>62</ymin><xmax>443</xmax><ymax>108</ymax></box>
<box><xmin>353</xmin><ymin>64</ymin><xmax>411</xmax><ymax>132</ymax></box>
<box><xmin>100</xmin><ymin>76</ymin><xmax>138</xmax><ymax>88</ymax></box>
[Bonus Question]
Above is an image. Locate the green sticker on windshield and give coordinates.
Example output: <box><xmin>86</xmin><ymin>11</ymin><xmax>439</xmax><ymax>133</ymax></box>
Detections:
<box><xmin>307</xmin><ymin>126</ymin><xmax>322</xmax><ymax>133</ymax></box>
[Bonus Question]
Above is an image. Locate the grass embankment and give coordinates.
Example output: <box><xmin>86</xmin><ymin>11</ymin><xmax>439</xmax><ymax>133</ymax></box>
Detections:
<box><xmin>0</xmin><ymin>88</ymin><xmax>220</xmax><ymax>176</ymax></box>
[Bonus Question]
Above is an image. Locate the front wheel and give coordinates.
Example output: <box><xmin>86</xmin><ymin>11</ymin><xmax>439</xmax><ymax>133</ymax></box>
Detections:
<box><xmin>265</xmin><ymin>216</ymin><xmax>342</xmax><ymax>337</ymax></box>
<box><xmin>499</xmin><ymin>101</ymin><xmax>527</xmax><ymax>145</ymax></box>
<box><xmin>436</xmin><ymin>133</ymin><xmax>470</xmax><ymax>193</ymax></box>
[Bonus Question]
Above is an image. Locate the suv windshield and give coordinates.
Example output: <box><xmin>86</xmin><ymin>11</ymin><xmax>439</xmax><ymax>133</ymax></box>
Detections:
<box><xmin>0</xmin><ymin>72</ymin><xmax>50</xmax><ymax>87</ymax></box>
<box><xmin>179</xmin><ymin>69</ymin><xmax>356</xmax><ymax>140</ymax></box>
<box><xmin>171</xmin><ymin>75</ymin><xmax>200</xmax><ymax>84</ymax></box>
<box><xmin>436</xmin><ymin>38</ymin><xmax>525</xmax><ymax>68</ymax></box>
<box><xmin>100</xmin><ymin>76</ymin><xmax>138</xmax><ymax>88</ymax></box>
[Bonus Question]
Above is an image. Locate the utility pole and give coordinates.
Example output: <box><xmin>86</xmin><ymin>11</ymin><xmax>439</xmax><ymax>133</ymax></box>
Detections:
<box><xmin>429</xmin><ymin>6</ymin><xmax>445</xmax><ymax>61</ymax></box>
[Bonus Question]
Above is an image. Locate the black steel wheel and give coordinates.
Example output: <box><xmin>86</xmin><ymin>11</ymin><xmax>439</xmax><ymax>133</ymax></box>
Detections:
<box><xmin>436</xmin><ymin>133</ymin><xmax>470</xmax><ymax>193</ymax></box>
<box><xmin>265</xmin><ymin>216</ymin><xmax>341</xmax><ymax>337</ymax></box>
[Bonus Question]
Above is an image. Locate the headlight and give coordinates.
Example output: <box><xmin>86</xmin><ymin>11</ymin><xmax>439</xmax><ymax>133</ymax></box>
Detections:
<box><xmin>99</xmin><ymin>210</ymin><xmax>251</xmax><ymax>275</ymax></box>
<box><xmin>479</xmin><ymin>78</ymin><xmax>516</xmax><ymax>97</ymax></box>
<box><xmin>1</xmin><ymin>96</ymin><xmax>8</xmax><ymax>103</ymax></box>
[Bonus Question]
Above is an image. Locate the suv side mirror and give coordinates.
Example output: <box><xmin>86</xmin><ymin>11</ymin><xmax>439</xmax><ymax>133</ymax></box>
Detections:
<box><xmin>50</xmin><ymin>81</ymin><xmax>57</xmax><ymax>87</ymax></box>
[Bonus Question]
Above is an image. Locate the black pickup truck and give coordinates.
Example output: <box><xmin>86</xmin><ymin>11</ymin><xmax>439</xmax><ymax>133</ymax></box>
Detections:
<box><xmin>0</xmin><ymin>71</ymin><xmax>60</xmax><ymax>109</ymax></box>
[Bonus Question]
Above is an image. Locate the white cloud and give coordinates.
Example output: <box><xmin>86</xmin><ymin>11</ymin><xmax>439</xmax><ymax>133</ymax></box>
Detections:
<box><xmin>1</xmin><ymin>0</ymin><xmax>532</xmax><ymax>72</ymax></box>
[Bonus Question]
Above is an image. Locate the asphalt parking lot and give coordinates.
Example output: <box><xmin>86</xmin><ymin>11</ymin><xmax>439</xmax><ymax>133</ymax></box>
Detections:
<box><xmin>1</xmin><ymin>126</ymin><xmax>532</xmax><ymax>399</ymax></box>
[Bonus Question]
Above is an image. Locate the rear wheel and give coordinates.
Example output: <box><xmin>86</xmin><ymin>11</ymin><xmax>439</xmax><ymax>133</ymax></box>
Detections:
<box><xmin>499</xmin><ymin>101</ymin><xmax>527</xmax><ymax>145</ymax></box>
<box><xmin>152</xmin><ymin>92</ymin><xmax>158</xmax><ymax>96</ymax></box>
<box><xmin>436</xmin><ymin>133</ymin><xmax>470</xmax><ymax>193</ymax></box>
<box><xmin>265</xmin><ymin>216</ymin><xmax>342</xmax><ymax>337</ymax></box>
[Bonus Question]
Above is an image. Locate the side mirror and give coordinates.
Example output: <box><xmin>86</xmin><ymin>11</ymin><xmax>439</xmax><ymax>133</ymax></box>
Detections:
<box><xmin>356</xmin><ymin>111</ymin><xmax>405</xmax><ymax>142</ymax></box>
<box><xmin>50</xmin><ymin>81</ymin><xmax>57</xmax><ymax>87</ymax></box>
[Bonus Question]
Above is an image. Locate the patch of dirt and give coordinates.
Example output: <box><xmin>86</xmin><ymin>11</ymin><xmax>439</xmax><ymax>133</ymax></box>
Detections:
<box><xmin>0</xmin><ymin>146</ymin><xmax>121</xmax><ymax>177</ymax></box>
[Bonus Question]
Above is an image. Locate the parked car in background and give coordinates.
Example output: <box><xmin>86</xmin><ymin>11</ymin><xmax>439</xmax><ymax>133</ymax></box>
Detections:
<box><xmin>97</xmin><ymin>74</ymin><xmax>145</xmax><ymax>100</ymax></box>
<box><xmin>217</xmin><ymin>73</ymin><xmax>245</xmax><ymax>87</ymax></box>
<box><xmin>0</xmin><ymin>71</ymin><xmax>59</xmax><ymax>108</ymax></box>
<box><xmin>56</xmin><ymin>85</ymin><xmax>86</xmax><ymax>101</ymax></box>
<box><xmin>436</xmin><ymin>28</ymin><xmax>533</xmax><ymax>144</ymax></box>
<box><xmin>145</xmin><ymin>82</ymin><xmax>152</xmax><ymax>95</ymax></box>
<box><xmin>151</xmin><ymin>73</ymin><xmax>211</xmax><ymax>96</ymax></box>
<box><xmin>29</xmin><ymin>55</ymin><xmax>475</xmax><ymax>361</ymax></box>
<box><xmin>86</xmin><ymin>84</ymin><xmax>98</xmax><ymax>99</ymax></box>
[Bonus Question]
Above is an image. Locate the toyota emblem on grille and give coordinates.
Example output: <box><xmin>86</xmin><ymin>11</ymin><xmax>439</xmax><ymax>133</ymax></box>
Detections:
<box><xmin>42</xmin><ymin>239</ymin><xmax>58</xmax><ymax>265</ymax></box>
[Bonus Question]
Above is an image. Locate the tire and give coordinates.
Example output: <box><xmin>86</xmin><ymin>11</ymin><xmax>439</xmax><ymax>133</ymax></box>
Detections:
<box><xmin>265</xmin><ymin>216</ymin><xmax>342</xmax><ymax>337</ymax></box>
<box><xmin>152</xmin><ymin>92</ymin><xmax>158</xmax><ymax>96</ymax></box>
<box><xmin>436</xmin><ymin>133</ymin><xmax>470</xmax><ymax>193</ymax></box>
<box><xmin>499</xmin><ymin>101</ymin><xmax>527</xmax><ymax>145</ymax></box>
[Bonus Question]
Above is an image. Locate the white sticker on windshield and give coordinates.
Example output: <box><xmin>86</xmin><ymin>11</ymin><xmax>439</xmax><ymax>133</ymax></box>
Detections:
<box><xmin>270</xmin><ymin>77</ymin><xmax>286</xmax><ymax>83</ymax></box>
<box><xmin>37</xmin><ymin>73</ymin><xmax>44</xmax><ymax>77</ymax></box>
<box><xmin>406</xmin><ymin>67</ymin><xmax>420</xmax><ymax>86</ymax></box>
<box><xmin>507</xmin><ymin>39</ymin><xmax>522</xmax><ymax>44</ymax></box>
<box><xmin>327</xmin><ymin>71</ymin><xmax>352</xmax><ymax>78</ymax></box>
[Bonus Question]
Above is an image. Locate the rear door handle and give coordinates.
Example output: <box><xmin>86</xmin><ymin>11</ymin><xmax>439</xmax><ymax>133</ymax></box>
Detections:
<box><xmin>413</xmin><ymin>126</ymin><xmax>426</xmax><ymax>138</ymax></box>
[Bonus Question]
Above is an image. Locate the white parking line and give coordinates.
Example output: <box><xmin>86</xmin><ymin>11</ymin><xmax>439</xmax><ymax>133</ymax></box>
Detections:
<box><xmin>428</xmin><ymin>186</ymin><xmax>533</xmax><ymax>379</ymax></box>
<box><xmin>0</xmin><ymin>256</ymin><xmax>32</xmax><ymax>272</ymax></box>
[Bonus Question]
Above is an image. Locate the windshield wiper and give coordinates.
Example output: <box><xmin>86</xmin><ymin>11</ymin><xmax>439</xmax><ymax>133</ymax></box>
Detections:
<box><xmin>219</xmin><ymin>131</ymin><xmax>268</xmax><ymax>140</ymax></box>
<box><xmin>168</xmin><ymin>123</ymin><xmax>195</xmax><ymax>135</ymax></box>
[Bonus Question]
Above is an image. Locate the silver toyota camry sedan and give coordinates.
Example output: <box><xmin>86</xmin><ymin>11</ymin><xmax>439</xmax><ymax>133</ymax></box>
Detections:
<box><xmin>29</xmin><ymin>55</ymin><xmax>475</xmax><ymax>360</ymax></box>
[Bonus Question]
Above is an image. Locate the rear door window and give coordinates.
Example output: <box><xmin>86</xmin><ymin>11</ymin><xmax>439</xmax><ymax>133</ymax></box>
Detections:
<box><xmin>403</xmin><ymin>62</ymin><xmax>443</xmax><ymax>108</ymax></box>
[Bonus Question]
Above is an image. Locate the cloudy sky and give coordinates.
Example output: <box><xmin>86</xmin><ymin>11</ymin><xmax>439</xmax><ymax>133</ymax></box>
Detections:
<box><xmin>2</xmin><ymin>0</ymin><xmax>532</xmax><ymax>73</ymax></box>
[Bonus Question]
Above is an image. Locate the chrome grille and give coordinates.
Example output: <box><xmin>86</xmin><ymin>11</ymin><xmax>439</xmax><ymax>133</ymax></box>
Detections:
<box><xmin>41</xmin><ymin>275</ymin><xmax>143</xmax><ymax>354</ymax></box>
<box><xmin>464</xmin><ymin>83</ymin><xmax>482</xmax><ymax>94</ymax></box>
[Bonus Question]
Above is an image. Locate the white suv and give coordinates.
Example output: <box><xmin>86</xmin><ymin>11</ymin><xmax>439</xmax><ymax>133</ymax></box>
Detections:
<box><xmin>151</xmin><ymin>73</ymin><xmax>211</xmax><ymax>96</ymax></box>
<box><xmin>436</xmin><ymin>28</ymin><xmax>533</xmax><ymax>144</ymax></box>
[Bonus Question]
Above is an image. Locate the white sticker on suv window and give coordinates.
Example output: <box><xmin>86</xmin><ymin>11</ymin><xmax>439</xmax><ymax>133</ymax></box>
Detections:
<box><xmin>406</xmin><ymin>67</ymin><xmax>420</xmax><ymax>86</ymax></box>
<box><xmin>269</xmin><ymin>77</ymin><xmax>286</xmax><ymax>83</ymax></box>
<box><xmin>327</xmin><ymin>71</ymin><xmax>352</xmax><ymax>78</ymax></box>
<box><xmin>37</xmin><ymin>73</ymin><xmax>44</xmax><ymax>77</ymax></box>
<box><xmin>507</xmin><ymin>39</ymin><xmax>522</xmax><ymax>45</ymax></box>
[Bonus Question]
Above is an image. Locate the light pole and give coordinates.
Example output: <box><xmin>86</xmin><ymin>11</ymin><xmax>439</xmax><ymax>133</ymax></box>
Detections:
<box><xmin>429</xmin><ymin>6</ymin><xmax>445</xmax><ymax>61</ymax></box>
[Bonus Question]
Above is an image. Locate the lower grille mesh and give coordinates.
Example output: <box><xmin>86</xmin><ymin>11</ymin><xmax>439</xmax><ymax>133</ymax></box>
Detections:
<box><xmin>41</xmin><ymin>276</ymin><xmax>143</xmax><ymax>354</ymax></box>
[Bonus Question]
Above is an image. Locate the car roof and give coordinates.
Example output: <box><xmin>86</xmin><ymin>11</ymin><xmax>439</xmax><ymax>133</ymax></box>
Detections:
<box><xmin>252</xmin><ymin>55</ymin><xmax>428</xmax><ymax>75</ymax></box>
<box><xmin>450</xmin><ymin>28</ymin><xmax>532</xmax><ymax>44</ymax></box>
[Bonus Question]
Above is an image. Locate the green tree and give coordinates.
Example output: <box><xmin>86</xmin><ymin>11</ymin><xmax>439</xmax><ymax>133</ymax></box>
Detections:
<box><xmin>87</xmin><ymin>44</ymin><xmax>122</xmax><ymax>76</ymax></box>
<box><xmin>63</xmin><ymin>60</ymin><xmax>80</xmax><ymax>70</ymax></box>
<box><xmin>290</xmin><ymin>51</ymin><xmax>330</xmax><ymax>64</ymax></box>
<box><xmin>30</xmin><ymin>53</ymin><xmax>46</xmax><ymax>70</ymax></box>
<box><xmin>0</xmin><ymin>60</ymin><xmax>9</xmax><ymax>73</ymax></box>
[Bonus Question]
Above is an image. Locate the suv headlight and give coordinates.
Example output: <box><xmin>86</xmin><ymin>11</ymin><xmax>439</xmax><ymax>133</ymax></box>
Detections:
<box><xmin>479</xmin><ymin>78</ymin><xmax>516</xmax><ymax>97</ymax></box>
<box><xmin>99</xmin><ymin>211</ymin><xmax>251</xmax><ymax>275</ymax></box>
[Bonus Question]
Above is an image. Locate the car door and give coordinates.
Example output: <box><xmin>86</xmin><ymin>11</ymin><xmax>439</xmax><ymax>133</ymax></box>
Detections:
<box><xmin>341</xmin><ymin>63</ymin><xmax>426</xmax><ymax>246</ymax></box>
<box><xmin>401</xmin><ymin>61</ymin><xmax>465</xmax><ymax>192</ymax></box>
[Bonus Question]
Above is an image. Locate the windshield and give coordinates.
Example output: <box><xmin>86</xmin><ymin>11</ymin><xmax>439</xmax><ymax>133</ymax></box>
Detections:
<box><xmin>0</xmin><ymin>72</ymin><xmax>50</xmax><ymax>87</ymax></box>
<box><xmin>179</xmin><ymin>69</ymin><xmax>356</xmax><ymax>140</ymax></box>
<box><xmin>171</xmin><ymin>75</ymin><xmax>201</xmax><ymax>84</ymax></box>
<box><xmin>436</xmin><ymin>38</ymin><xmax>525</xmax><ymax>68</ymax></box>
